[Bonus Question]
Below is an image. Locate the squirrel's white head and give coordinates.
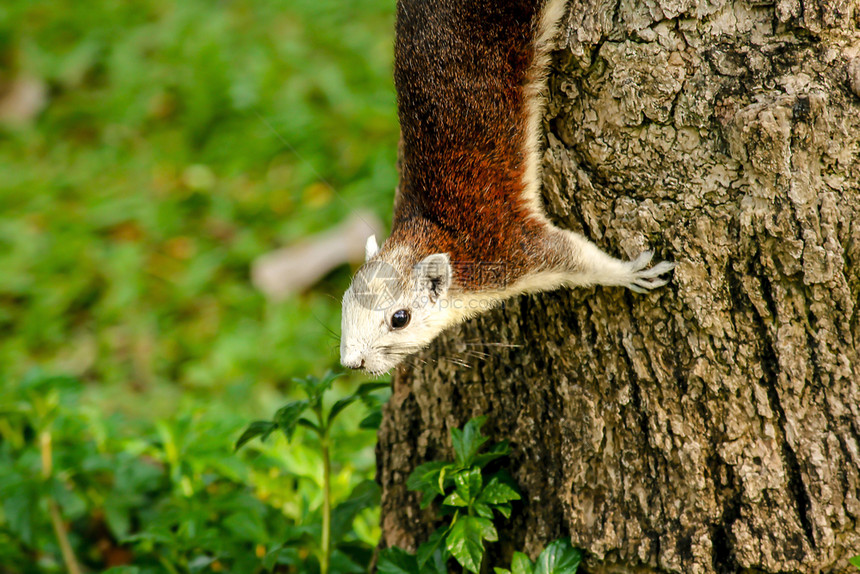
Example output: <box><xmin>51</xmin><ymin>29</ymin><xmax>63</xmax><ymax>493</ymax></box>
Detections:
<box><xmin>340</xmin><ymin>235</ymin><xmax>453</xmax><ymax>375</ymax></box>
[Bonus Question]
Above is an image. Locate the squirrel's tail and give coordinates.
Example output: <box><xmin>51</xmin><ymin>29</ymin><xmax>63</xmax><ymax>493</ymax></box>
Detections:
<box><xmin>521</xmin><ymin>0</ymin><xmax>569</xmax><ymax>222</ymax></box>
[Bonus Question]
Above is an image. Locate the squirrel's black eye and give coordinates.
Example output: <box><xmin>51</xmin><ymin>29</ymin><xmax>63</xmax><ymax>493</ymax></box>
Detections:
<box><xmin>390</xmin><ymin>309</ymin><xmax>411</xmax><ymax>329</ymax></box>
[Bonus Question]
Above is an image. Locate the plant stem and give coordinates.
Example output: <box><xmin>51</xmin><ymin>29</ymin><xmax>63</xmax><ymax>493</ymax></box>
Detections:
<box><xmin>39</xmin><ymin>430</ymin><xmax>82</xmax><ymax>574</ymax></box>
<box><xmin>320</xmin><ymin>431</ymin><xmax>332</xmax><ymax>574</ymax></box>
<box><xmin>158</xmin><ymin>554</ymin><xmax>182</xmax><ymax>574</ymax></box>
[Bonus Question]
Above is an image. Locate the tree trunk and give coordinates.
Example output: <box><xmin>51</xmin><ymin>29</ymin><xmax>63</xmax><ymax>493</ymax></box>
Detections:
<box><xmin>376</xmin><ymin>2</ymin><xmax>860</xmax><ymax>573</ymax></box>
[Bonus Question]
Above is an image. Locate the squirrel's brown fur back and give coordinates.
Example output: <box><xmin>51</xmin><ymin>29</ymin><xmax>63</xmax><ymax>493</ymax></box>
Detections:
<box><xmin>341</xmin><ymin>0</ymin><xmax>675</xmax><ymax>373</ymax></box>
<box><xmin>390</xmin><ymin>0</ymin><xmax>559</xmax><ymax>291</ymax></box>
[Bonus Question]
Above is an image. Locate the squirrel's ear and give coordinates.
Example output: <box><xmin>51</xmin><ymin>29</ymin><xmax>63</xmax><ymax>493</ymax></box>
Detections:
<box><xmin>415</xmin><ymin>253</ymin><xmax>451</xmax><ymax>303</ymax></box>
<box><xmin>365</xmin><ymin>235</ymin><xmax>379</xmax><ymax>261</ymax></box>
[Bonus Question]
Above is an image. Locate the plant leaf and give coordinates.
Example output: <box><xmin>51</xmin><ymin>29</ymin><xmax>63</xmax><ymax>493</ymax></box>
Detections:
<box><xmin>446</xmin><ymin>515</ymin><xmax>497</xmax><ymax>573</ymax></box>
<box><xmin>416</xmin><ymin>526</ymin><xmax>448</xmax><ymax>569</ymax></box>
<box><xmin>336</xmin><ymin>541</ymin><xmax>375</xmax><ymax>572</ymax></box>
<box><xmin>407</xmin><ymin>461</ymin><xmax>450</xmax><ymax>507</ymax></box>
<box><xmin>325</xmin><ymin>378</ymin><xmax>390</xmax><ymax>426</ymax></box>
<box><xmin>454</xmin><ymin>468</ymin><xmax>482</xmax><ymax>504</ymax></box>
<box><xmin>378</xmin><ymin>547</ymin><xmax>419</xmax><ymax>574</ymax></box>
<box><xmin>20</xmin><ymin>371</ymin><xmax>80</xmax><ymax>394</ymax></box>
<box><xmin>438</xmin><ymin>466</ymin><xmax>449</xmax><ymax>498</ymax></box>
<box><xmin>472</xmin><ymin>440</ymin><xmax>510</xmax><ymax>469</ymax></box>
<box><xmin>262</xmin><ymin>543</ymin><xmax>305</xmax><ymax>570</ymax></box>
<box><xmin>1</xmin><ymin>478</ymin><xmax>38</xmax><ymax>545</ymax></box>
<box><xmin>331</xmin><ymin>480</ymin><xmax>380</xmax><ymax>543</ymax></box>
<box><xmin>328</xmin><ymin>396</ymin><xmax>358</xmax><ymax>424</ymax></box>
<box><xmin>188</xmin><ymin>555</ymin><xmax>216</xmax><ymax>572</ymax></box>
<box><xmin>262</xmin><ymin>544</ymin><xmax>284</xmax><ymax>570</ymax></box>
<box><xmin>534</xmin><ymin>539</ymin><xmax>581</xmax><ymax>574</ymax></box>
<box><xmin>273</xmin><ymin>400</ymin><xmax>310</xmax><ymax>441</ymax></box>
<box><xmin>511</xmin><ymin>552</ymin><xmax>535</xmax><ymax>574</ymax></box>
<box><xmin>406</xmin><ymin>461</ymin><xmax>448</xmax><ymax>491</ymax></box>
<box><xmin>359</xmin><ymin>409</ymin><xmax>383</xmax><ymax>430</ymax></box>
<box><xmin>297</xmin><ymin>417</ymin><xmax>321</xmax><ymax>433</ymax></box>
<box><xmin>354</xmin><ymin>381</ymin><xmax>391</xmax><ymax>395</ymax></box>
<box><xmin>450</xmin><ymin>416</ymin><xmax>488</xmax><ymax>468</ymax></box>
<box><xmin>442</xmin><ymin>491</ymin><xmax>469</xmax><ymax>507</ymax></box>
<box><xmin>224</xmin><ymin>511</ymin><xmax>268</xmax><ymax>543</ymax></box>
<box><xmin>850</xmin><ymin>555</ymin><xmax>860</xmax><ymax>569</ymax></box>
<box><xmin>474</xmin><ymin>502</ymin><xmax>494</xmax><ymax>518</ymax></box>
<box><xmin>294</xmin><ymin>371</ymin><xmax>341</xmax><ymax>408</ymax></box>
<box><xmin>234</xmin><ymin>421</ymin><xmax>277</xmax><ymax>450</ymax></box>
<box><xmin>494</xmin><ymin>503</ymin><xmax>512</xmax><ymax>519</ymax></box>
<box><xmin>421</xmin><ymin>547</ymin><xmax>450</xmax><ymax>574</ymax></box>
<box><xmin>478</xmin><ymin>476</ymin><xmax>521</xmax><ymax>505</ymax></box>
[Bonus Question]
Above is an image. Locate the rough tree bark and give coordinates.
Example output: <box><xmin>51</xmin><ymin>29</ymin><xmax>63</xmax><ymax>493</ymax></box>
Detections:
<box><xmin>376</xmin><ymin>2</ymin><xmax>860</xmax><ymax>573</ymax></box>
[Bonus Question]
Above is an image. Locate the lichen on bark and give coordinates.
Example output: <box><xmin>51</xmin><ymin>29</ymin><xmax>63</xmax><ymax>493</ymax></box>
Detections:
<box><xmin>377</xmin><ymin>1</ymin><xmax>860</xmax><ymax>573</ymax></box>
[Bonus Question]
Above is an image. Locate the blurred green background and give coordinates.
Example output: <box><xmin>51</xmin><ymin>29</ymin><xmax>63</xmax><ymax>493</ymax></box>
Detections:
<box><xmin>0</xmin><ymin>0</ymin><xmax>397</xmax><ymax>571</ymax></box>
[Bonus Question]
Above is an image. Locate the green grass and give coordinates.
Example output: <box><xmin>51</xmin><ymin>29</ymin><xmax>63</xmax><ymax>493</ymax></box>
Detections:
<box><xmin>0</xmin><ymin>0</ymin><xmax>398</xmax><ymax>402</ymax></box>
<box><xmin>0</xmin><ymin>0</ymin><xmax>398</xmax><ymax>571</ymax></box>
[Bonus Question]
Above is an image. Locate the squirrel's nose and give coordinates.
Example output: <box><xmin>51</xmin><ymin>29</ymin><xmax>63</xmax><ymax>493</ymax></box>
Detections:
<box><xmin>343</xmin><ymin>358</ymin><xmax>366</xmax><ymax>370</ymax></box>
<box><xmin>341</xmin><ymin>352</ymin><xmax>366</xmax><ymax>370</ymax></box>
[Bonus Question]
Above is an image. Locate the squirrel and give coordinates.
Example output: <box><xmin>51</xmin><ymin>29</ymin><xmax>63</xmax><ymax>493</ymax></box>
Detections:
<box><xmin>340</xmin><ymin>0</ymin><xmax>675</xmax><ymax>375</ymax></box>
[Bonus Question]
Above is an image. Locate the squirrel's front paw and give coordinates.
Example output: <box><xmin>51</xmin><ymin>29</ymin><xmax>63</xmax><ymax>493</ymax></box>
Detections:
<box><xmin>626</xmin><ymin>251</ymin><xmax>676</xmax><ymax>293</ymax></box>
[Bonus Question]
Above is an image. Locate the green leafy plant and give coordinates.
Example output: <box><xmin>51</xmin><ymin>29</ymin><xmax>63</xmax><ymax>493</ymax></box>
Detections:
<box><xmin>0</xmin><ymin>369</ymin><xmax>383</xmax><ymax>574</ymax></box>
<box><xmin>236</xmin><ymin>371</ymin><xmax>389</xmax><ymax>574</ymax></box>
<box><xmin>850</xmin><ymin>555</ymin><xmax>860</xmax><ymax>569</ymax></box>
<box><xmin>377</xmin><ymin>417</ymin><xmax>581</xmax><ymax>574</ymax></box>
<box><xmin>0</xmin><ymin>372</ymin><xmax>86</xmax><ymax>574</ymax></box>
<box><xmin>492</xmin><ymin>540</ymin><xmax>582</xmax><ymax>574</ymax></box>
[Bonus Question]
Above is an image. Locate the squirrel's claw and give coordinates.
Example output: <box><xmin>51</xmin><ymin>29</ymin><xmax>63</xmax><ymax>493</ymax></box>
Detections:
<box><xmin>626</xmin><ymin>254</ymin><xmax>676</xmax><ymax>293</ymax></box>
